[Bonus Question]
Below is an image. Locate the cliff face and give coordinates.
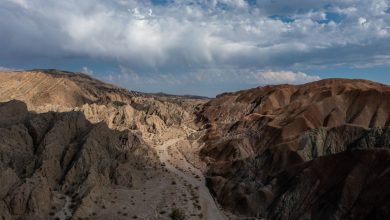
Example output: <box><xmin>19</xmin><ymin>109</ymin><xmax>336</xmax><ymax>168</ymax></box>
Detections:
<box><xmin>0</xmin><ymin>100</ymin><xmax>157</xmax><ymax>219</ymax></box>
<box><xmin>199</xmin><ymin>79</ymin><xmax>390</xmax><ymax>219</ymax></box>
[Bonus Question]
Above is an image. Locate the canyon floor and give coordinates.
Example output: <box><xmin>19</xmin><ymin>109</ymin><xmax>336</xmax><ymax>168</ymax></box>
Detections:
<box><xmin>68</xmin><ymin>127</ymin><xmax>229</xmax><ymax>220</ymax></box>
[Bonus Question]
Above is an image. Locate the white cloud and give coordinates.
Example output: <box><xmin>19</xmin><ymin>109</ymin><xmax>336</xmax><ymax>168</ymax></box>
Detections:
<box><xmin>81</xmin><ymin>66</ymin><xmax>93</xmax><ymax>75</ymax></box>
<box><xmin>358</xmin><ymin>17</ymin><xmax>368</xmax><ymax>26</ymax></box>
<box><xmin>99</xmin><ymin>66</ymin><xmax>322</xmax><ymax>96</ymax></box>
<box><xmin>0</xmin><ymin>0</ymin><xmax>390</xmax><ymax>96</ymax></box>
<box><xmin>0</xmin><ymin>66</ymin><xmax>19</xmax><ymax>71</ymax></box>
<box><xmin>217</xmin><ymin>0</ymin><xmax>248</xmax><ymax>8</ymax></box>
<box><xmin>1</xmin><ymin>0</ymin><xmax>389</xmax><ymax>71</ymax></box>
<box><xmin>6</xmin><ymin>0</ymin><xmax>28</xmax><ymax>8</ymax></box>
<box><xmin>252</xmin><ymin>71</ymin><xmax>321</xmax><ymax>84</ymax></box>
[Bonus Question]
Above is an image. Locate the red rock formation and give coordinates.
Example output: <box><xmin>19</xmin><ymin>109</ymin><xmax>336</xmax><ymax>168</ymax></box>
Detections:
<box><xmin>200</xmin><ymin>78</ymin><xmax>390</xmax><ymax>218</ymax></box>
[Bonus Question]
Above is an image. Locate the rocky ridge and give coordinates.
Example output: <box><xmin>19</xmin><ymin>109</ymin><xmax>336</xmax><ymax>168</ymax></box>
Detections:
<box><xmin>199</xmin><ymin>79</ymin><xmax>390</xmax><ymax>219</ymax></box>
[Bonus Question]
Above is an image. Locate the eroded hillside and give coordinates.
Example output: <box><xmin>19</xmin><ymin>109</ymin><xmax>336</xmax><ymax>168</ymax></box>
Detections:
<box><xmin>0</xmin><ymin>70</ymin><xmax>225</xmax><ymax>220</ymax></box>
<box><xmin>1</xmin><ymin>70</ymin><xmax>390</xmax><ymax>220</ymax></box>
<box><xmin>0</xmin><ymin>100</ymin><xmax>158</xmax><ymax>219</ymax></box>
<box><xmin>199</xmin><ymin>79</ymin><xmax>390</xmax><ymax>219</ymax></box>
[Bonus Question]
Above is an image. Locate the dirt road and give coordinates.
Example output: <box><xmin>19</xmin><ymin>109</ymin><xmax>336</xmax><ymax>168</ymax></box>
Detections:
<box><xmin>155</xmin><ymin>138</ymin><xmax>226</xmax><ymax>220</ymax></box>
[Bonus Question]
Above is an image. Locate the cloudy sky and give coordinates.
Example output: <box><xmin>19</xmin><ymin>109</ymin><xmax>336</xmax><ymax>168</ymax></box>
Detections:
<box><xmin>1</xmin><ymin>0</ymin><xmax>390</xmax><ymax>96</ymax></box>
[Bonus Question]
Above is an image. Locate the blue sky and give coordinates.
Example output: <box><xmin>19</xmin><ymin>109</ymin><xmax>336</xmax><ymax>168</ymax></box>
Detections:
<box><xmin>1</xmin><ymin>0</ymin><xmax>390</xmax><ymax>96</ymax></box>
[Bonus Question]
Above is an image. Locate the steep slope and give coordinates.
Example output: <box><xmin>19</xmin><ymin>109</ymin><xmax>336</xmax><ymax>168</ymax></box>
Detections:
<box><xmin>0</xmin><ymin>70</ymin><xmax>199</xmax><ymax>128</ymax></box>
<box><xmin>0</xmin><ymin>70</ymin><xmax>223</xmax><ymax>220</ymax></box>
<box><xmin>0</xmin><ymin>69</ymin><xmax>136</xmax><ymax>108</ymax></box>
<box><xmin>267</xmin><ymin>149</ymin><xmax>390</xmax><ymax>220</ymax></box>
<box><xmin>0</xmin><ymin>100</ymin><xmax>157</xmax><ymax>219</ymax></box>
<box><xmin>201</xmin><ymin>79</ymin><xmax>390</xmax><ymax>161</ymax></box>
<box><xmin>199</xmin><ymin>78</ymin><xmax>390</xmax><ymax>218</ymax></box>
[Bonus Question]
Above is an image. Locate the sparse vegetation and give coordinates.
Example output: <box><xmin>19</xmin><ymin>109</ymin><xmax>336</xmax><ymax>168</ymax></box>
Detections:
<box><xmin>169</xmin><ymin>208</ymin><xmax>185</xmax><ymax>220</ymax></box>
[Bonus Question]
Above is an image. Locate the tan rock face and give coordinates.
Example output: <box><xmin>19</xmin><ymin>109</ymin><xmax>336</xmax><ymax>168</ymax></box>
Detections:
<box><xmin>0</xmin><ymin>100</ymin><xmax>157</xmax><ymax>219</ymax></box>
<box><xmin>199</xmin><ymin>78</ymin><xmax>390</xmax><ymax>218</ymax></box>
<box><xmin>0</xmin><ymin>70</ymin><xmax>135</xmax><ymax>108</ymax></box>
<box><xmin>0</xmin><ymin>70</ymin><xmax>213</xmax><ymax>220</ymax></box>
<box><xmin>0</xmin><ymin>70</ymin><xmax>196</xmax><ymax>134</ymax></box>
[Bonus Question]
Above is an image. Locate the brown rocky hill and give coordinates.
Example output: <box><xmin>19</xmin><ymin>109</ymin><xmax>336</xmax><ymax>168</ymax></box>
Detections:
<box><xmin>199</xmin><ymin>78</ymin><xmax>390</xmax><ymax>219</ymax></box>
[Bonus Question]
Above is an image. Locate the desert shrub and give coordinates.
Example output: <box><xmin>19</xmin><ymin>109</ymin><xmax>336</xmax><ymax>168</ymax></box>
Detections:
<box><xmin>169</xmin><ymin>208</ymin><xmax>186</xmax><ymax>220</ymax></box>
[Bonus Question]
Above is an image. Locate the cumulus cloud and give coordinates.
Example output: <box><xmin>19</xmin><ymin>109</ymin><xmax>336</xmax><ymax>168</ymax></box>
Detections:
<box><xmin>0</xmin><ymin>0</ymin><xmax>389</xmax><ymax>95</ymax></box>
<box><xmin>81</xmin><ymin>66</ymin><xmax>93</xmax><ymax>75</ymax></box>
<box><xmin>0</xmin><ymin>66</ymin><xmax>20</xmax><ymax>71</ymax></box>
<box><xmin>114</xmin><ymin>68</ymin><xmax>320</xmax><ymax>86</ymax></box>
<box><xmin>1</xmin><ymin>0</ymin><xmax>389</xmax><ymax>70</ymax></box>
<box><xmin>103</xmin><ymin>66</ymin><xmax>320</xmax><ymax>96</ymax></box>
<box><xmin>253</xmin><ymin>71</ymin><xmax>321</xmax><ymax>84</ymax></box>
<box><xmin>0</xmin><ymin>66</ymin><xmax>10</xmax><ymax>71</ymax></box>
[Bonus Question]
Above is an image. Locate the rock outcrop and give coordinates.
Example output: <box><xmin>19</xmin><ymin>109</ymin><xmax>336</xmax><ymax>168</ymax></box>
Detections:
<box><xmin>0</xmin><ymin>100</ymin><xmax>157</xmax><ymax>219</ymax></box>
<box><xmin>199</xmin><ymin>79</ymin><xmax>390</xmax><ymax>219</ymax></box>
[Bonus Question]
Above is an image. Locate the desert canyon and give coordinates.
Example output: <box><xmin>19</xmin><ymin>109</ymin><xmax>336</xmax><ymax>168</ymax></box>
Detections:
<box><xmin>0</xmin><ymin>70</ymin><xmax>389</xmax><ymax>220</ymax></box>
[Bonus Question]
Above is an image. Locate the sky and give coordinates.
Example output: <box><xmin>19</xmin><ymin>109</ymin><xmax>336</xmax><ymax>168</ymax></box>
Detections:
<box><xmin>0</xmin><ymin>0</ymin><xmax>390</xmax><ymax>97</ymax></box>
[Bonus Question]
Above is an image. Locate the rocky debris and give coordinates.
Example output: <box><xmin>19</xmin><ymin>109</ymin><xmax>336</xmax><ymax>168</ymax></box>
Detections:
<box><xmin>199</xmin><ymin>78</ymin><xmax>390</xmax><ymax>218</ymax></box>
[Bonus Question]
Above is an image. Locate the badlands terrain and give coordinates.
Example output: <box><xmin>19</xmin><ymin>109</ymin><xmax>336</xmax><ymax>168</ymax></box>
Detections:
<box><xmin>0</xmin><ymin>70</ymin><xmax>389</xmax><ymax>220</ymax></box>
